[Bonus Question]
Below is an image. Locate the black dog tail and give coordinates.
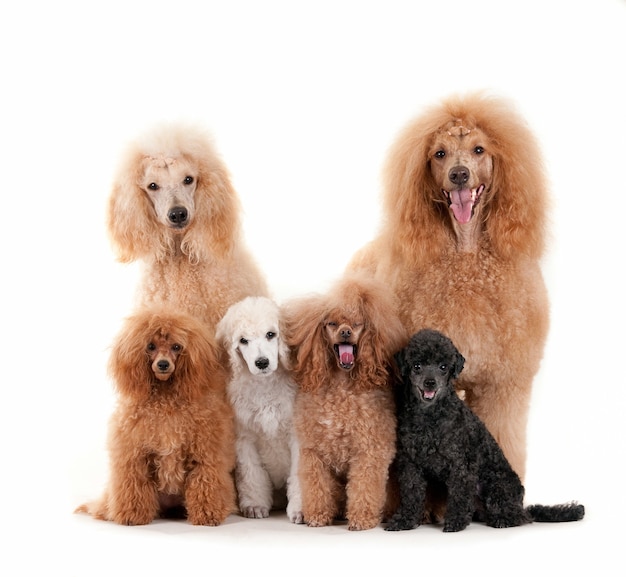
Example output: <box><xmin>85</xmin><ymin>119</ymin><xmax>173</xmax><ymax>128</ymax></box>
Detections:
<box><xmin>525</xmin><ymin>502</ymin><xmax>585</xmax><ymax>523</ymax></box>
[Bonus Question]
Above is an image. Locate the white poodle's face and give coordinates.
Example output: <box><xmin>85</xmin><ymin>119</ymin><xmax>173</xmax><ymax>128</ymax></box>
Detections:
<box><xmin>237</xmin><ymin>328</ymin><xmax>281</xmax><ymax>376</ymax></box>
<box><xmin>140</xmin><ymin>155</ymin><xmax>198</xmax><ymax>230</ymax></box>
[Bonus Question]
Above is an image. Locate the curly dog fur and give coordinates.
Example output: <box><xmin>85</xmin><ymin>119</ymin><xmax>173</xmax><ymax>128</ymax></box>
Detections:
<box><xmin>285</xmin><ymin>274</ymin><xmax>407</xmax><ymax>530</ymax></box>
<box><xmin>108</xmin><ymin>123</ymin><xmax>268</xmax><ymax>329</ymax></box>
<box><xmin>348</xmin><ymin>93</ymin><xmax>550</xmax><ymax>479</ymax></box>
<box><xmin>76</xmin><ymin>309</ymin><xmax>236</xmax><ymax>526</ymax></box>
<box><xmin>387</xmin><ymin>329</ymin><xmax>584</xmax><ymax>532</ymax></box>
<box><xmin>216</xmin><ymin>296</ymin><xmax>303</xmax><ymax>523</ymax></box>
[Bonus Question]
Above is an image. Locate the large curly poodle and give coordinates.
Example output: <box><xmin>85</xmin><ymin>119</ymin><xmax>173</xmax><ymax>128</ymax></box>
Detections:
<box><xmin>107</xmin><ymin>123</ymin><xmax>268</xmax><ymax>329</ymax></box>
<box><xmin>349</xmin><ymin>93</ymin><xmax>550</xmax><ymax>479</ymax></box>
<box><xmin>216</xmin><ymin>296</ymin><xmax>303</xmax><ymax>523</ymax></box>
<box><xmin>76</xmin><ymin>309</ymin><xmax>236</xmax><ymax>526</ymax></box>
<box><xmin>284</xmin><ymin>274</ymin><xmax>407</xmax><ymax>530</ymax></box>
<box><xmin>387</xmin><ymin>329</ymin><xmax>584</xmax><ymax>532</ymax></box>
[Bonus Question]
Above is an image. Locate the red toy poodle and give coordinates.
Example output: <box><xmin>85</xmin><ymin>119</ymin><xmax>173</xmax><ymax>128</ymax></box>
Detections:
<box><xmin>76</xmin><ymin>308</ymin><xmax>236</xmax><ymax>526</ymax></box>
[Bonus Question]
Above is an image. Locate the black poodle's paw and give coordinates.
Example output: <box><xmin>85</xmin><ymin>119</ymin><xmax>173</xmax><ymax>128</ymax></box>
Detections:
<box><xmin>385</xmin><ymin>514</ymin><xmax>418</xmax><ymax>532</ymax></box>
<box><xmin>486</xmin><ymin>516</ymin><xmax>522</xmax><ymax>529</ymax></box>
<box><xmin>443</xmin><ymin>517</ymin><xmax>470</xmax><ymax>532</ymax></box>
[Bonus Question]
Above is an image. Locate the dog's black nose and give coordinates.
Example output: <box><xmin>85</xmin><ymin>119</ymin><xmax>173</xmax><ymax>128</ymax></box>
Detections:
<box><xmin>448</xmin><ymin>165</ymin><xmax>470</xmax><ymax>185</ymax></box>
<box><xmin>424</xmin><ymin>378</ymin><xmax>436</xmax><ymax>390</ymax></box>
<box><xmin>255</xmin><ymin>357</ymin><xmax>270</xmax><ymax>370</ymax></box>
<box><xmin>340</xmin><ymin>328</ymin><xmax>352</xmax><ymax>339</ymax></box>
<box><xmin>168</xmin><ymin>206</ymin><xmax>188</xmax><ymax>226</ymax></box>
<box><xmin>157</xmin><ymin>360</ymin><xmax>170</xmax><ymax>371</ymax></box>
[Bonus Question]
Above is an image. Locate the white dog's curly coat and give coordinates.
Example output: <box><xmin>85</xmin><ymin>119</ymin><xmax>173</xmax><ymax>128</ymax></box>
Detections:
<box><xmin>217</xmin><ymin>296</ymin><xmax>303</xmax><ymax>523</ymax></box>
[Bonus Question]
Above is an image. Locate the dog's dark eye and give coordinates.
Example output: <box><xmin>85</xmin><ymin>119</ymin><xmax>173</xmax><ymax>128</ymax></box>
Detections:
<box><xmin>266</xmin><ymin>332</ymin><xmax>276</xmax><ymax>340</ymax></box>
<box><xmin>413</xmin><ymin>363</ymin><xmax>421</xmax><ymax>372</ymax></box>
<box><xmin>434</xmin><ymin>150</ymin><xmax>446</xmax><ymax>159</ymax></box>
<box><xmin>147</xmin><ymin>182</ymin><xmax>159</xmax><ymax>191</ymax></box>
<box><xmin>183</xmin><ymin>176</ymin><xmax>194</xmax><ymax>185</ymax></box>
<box><xmin>147</xmin><ymin>342</ymin><xmax>156</xmax><ymax>351</ymax></box>
<box><xmin>326</xmin><ymin>322</ymin><xmax>337</xmax><ymax>327</ymax></box>
<box><xmin>473</xmin><ymin>146</ymin><xmax>484</xmax><ymax>155</ymax></box>
<box><xmin>440</xmin><ymin>364</ymin><xmax>448</xmax><ymax>372</ymax></box>
<box><xmin>239</xmin><ymin>337</ymin><xmax>249</xmax><ymax>345</ymax></box>
<box><xmin>172</xmin><ymin>344</ymin><xmax>182</xmax><ymax>353</ymax></box>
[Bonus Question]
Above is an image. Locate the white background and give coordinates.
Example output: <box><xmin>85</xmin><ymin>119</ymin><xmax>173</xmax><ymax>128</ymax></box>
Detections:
<box><xmin>1</xmin><ymin>1</ymin><xmax>624</xmax><ymax>575</ymax></box>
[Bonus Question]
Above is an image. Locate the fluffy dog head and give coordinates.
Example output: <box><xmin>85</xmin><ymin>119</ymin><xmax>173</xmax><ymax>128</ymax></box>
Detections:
<box><xmin>395</xmin><ymin>329</ymin><xmax>465</xmax><ymax>405</ymax></box>
<box><xmin>382</xmin><ymin>92</ymin><xmax>548</xmax><ymax>261</ymax></box>
<box><xmin>216</xmin><ymin>296</ymin><xmax>291</xmax><ymax>378</ymax></box>
<box><xmin>285</xmin><ymin>274</ymin><xmax>407</xmax><ymax>391</ymax></box>
<box><xmin>107</xmin><ymin>123</ymin><xmax>242</xmax><ymax>263</ymax></box>
<box><xmin>109</xmin><ymin>308</ymin><xmax>226</xmax><ymax>402</ymax></box>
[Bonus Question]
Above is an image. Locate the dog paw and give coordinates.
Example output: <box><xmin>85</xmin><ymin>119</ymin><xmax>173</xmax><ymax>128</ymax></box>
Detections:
<box><xmin>348</xmin><ymin>515</ymin><xmax>380</xmax><ymax>531</ymax></box>
<box><xmin>487</xmin><ymin>517</ymin><xmax>518</xmax><ymax>529</ymax></box>
<box><xmin>306</xmin><ymin>514</ymin><xmax>333</xmax><ymax>527</ymax></box>
<box><xmin>288</xmin><ymin>510</ymin><xmax>305</xmax><ymax>524</ymax></box>
<box><xmin>187</xmin><ymin>509</ymin><xmax>228</xmax><ymax>526</ymax></box>
<box><xmin>241</xmin><ymin>506</ymin><xmax>269</xmax><ymax>519</ymax></box>
<box><xmin>385</xmin><ymin>517</ymin><xmax>417</xmax><ymax>532</ymax></box>
<box><xmin>113</xmin><ymin>511</ymin><xmax>154</xmax><ymax>526</ymax></box>
<box><xmin>443</xmin><ymin>518</ymin><xmax>470</xmax><ymax>532</ymax></box>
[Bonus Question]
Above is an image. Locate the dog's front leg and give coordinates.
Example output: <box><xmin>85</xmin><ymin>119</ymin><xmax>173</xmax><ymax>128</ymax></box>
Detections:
<box><xmin>286</xmin><ymin>435</ymin><xmax>303</xmax><ymax>523</ymax></box>
<box><xmin>235</xmin><ymin>433</ymin><xmax>273</xmax><ymax>518</ymax></box>
<box><xmin>385</xmin><ymin>458</ymin><xmax>427</xmax><ymax>531</ymax></box>
<box><xmin>442</xmin><ymin>471</ymin><xmax>475</xmax><ymax>532</ymax></box>
<box><xmin>345</xmin><ymin>458</ymin><xmax>389</xmax><ymax>531</ymax></box>
<box><xmin>108</xmin><ymin>451</ymin><xmax>159</xmax><ymax>525</ymax></box>
<box><xmin>299</xmin><ymin>448</ymin><xmax>339</xmax><ymax>527</ymax></box>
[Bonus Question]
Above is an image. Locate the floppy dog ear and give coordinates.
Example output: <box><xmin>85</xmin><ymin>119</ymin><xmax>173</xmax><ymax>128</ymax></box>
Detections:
<box><xmin>392</xmin><ymin>347</ymin><xmax>413</xmax><ymax>408</ymax></box>
<box><xmin>108</xmin><ymin>314</ymin><xmax>154</xmax><ymax>402</ymax></box>
<box><xmin>107</xmin><ymin>152</ymin><xmax>166</xmax><ymax>262</ymax></box>
<box><xmin>283</xmin><ymin>295</ymin><xmax>329</xmax><ymax>392</ymax></box>
<box><xmin>451</xmin><ymin>350</ymin><xmax>465</xmax><ymax>379</ymax></box>
<box><xmin>349</xmin><ymin>278</ymin><xmax>407</xmax><ymax>389</ymax></box>
<box><xmin>277</xmin><ymin>315</ymin><xmax>293</xmax><ymax>371</ymax></box>
<box><xmin>176</xmin><ymin>319</ymin><xmax>228</xmax><ymax>398</ymax></box>
<box><xmin>180</xmin><ymin>153</ymin><xmax>241</xmax><ymax>263</ymax></box>
<box><xmin>471</xmin><ymin>96</ymin><xmax>548</xmax><ymax>261</ymax></box>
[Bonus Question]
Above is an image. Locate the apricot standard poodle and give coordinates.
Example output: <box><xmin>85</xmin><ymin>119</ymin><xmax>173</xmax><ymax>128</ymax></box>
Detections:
<box><xmin>284</xmin><ymin>274</ymin><xmax>407</xmax><ymax>530</ymax></box>
<box><xmin>387</xmin><ymin>329</ymin><xmax>584</xmax><ymax>532</ymax></box>
<box><xmin>76</xmin><ymin>309</ymin><xmax>236</xmax><ymax>525</ymax></box>
<box><xmin>107</xmin><ymin>123</ymin><xmax>268</xmax><ymax>330</ymax></box>
<box><xmin>348</xmin><ymin>93</ymin><xmax>550</xmax><ymax>480</ymax></box>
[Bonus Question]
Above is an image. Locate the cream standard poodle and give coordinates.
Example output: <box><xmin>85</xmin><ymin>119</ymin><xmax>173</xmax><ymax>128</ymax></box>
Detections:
<box><xmin>284</xmin><ymin>274</ymin><xmax>407</xmax><ymax>531</ymax></box>
<box><xmin>76</xmin><ymin>309</ymin><xmax>236</xmax><ymax>525</ymax></box>
<box><xmin>349</xmin><ymin>93</ymin><xmax>550</xmax><ymax>480</ymax></box>
<box><xmin>216</xmin><ymin>296</ymin><xmax>303</xmax><ymax>523</ymax></box>
<box><xmin>107</xmin><ymin>123</ymin><xmax>268</xmax><ymax>329</ymax></box>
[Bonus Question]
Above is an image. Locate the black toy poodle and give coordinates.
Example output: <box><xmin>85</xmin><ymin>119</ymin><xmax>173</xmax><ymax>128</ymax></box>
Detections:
<box><xmin>386</xmin><ymin>328</ymin><xmax>584</xmax><ymax>532</ymax></box>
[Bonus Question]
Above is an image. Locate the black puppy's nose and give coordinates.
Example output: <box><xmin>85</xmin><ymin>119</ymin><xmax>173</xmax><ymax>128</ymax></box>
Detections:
<box><xmin>168</xmin><ymin>206</ymin><xmax>188</xmax><ymax>225</ymax></box>
<box><xmin>424</xmin><ymin>378</ymin><xmax>436</xmax><ymax>390</ymax></box>
<box><xmin>157</xmin><ymin>360</ymin><xmax>170</xmax><ymax>371</ymax></box>
<box><xmin>448</xmin><ymin>165</ymin><xmax>470</xmax><ymax>185</ymax></box>
<box><xmin>255</xmin><ymin>357</ymin><xmax>270</xmax><ymax>370</ymax></box>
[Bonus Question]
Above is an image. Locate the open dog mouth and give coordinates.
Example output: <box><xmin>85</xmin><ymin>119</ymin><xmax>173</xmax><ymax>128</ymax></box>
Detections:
<box><xmin>334</xmin><ymin>343</ymin><xmax>356</xmax><ymax>370</ymax></box>
<box><xmin>443</xmin><ymin>184</ymin><xmax>485</xmax><ymax>224</ymax></box>
<box><xmin>419</xmin><ymin>387</ymin><xmax>438</xmax><ymax>402</ymax></box>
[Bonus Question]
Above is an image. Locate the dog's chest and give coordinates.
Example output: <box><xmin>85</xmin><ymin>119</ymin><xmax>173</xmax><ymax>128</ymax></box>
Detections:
<box><xmin>401</xmin><ymin>405</ymin><xmax>471</xmax><ymax>475</ymax></box>
<box><xmin>230</xmin><ymin>382</ymin><xmax>294</xmax><ymax>439</ymax></box>
<box><xmin>296</xmin><ymin>387</ymin><xmax>395</xmax><ymax>460</ymax></box>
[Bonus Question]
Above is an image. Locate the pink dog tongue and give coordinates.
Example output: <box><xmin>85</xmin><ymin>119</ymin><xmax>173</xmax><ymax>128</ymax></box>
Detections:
<box><xmin>338</xmin><ymin>344</ymin><xmax>354</xmax><ymax>365</ymax></box>
<box><xmin>449</xmin><ymin>189</ymin><xmax>475</xmax><ymax>224</ymax></box>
